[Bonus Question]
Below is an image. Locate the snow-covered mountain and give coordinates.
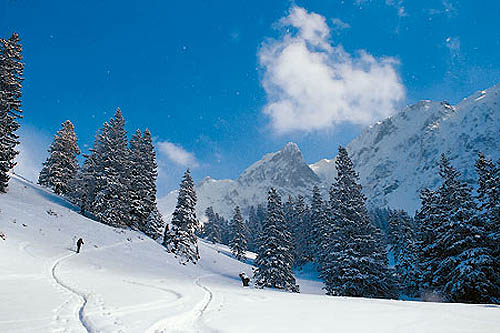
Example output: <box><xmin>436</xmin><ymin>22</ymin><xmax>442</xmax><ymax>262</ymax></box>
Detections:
<box><xmin>312</xmin><ymin>83</ymin><xmax>500</xmax><ymax>213</ymax></box>
<box><xmin>159</xmin><ymin>142</ymin><xmax>322</xmax><ymax>219</ymax></box>
<box><xmin>160</xmin><ymin>83</ymin><xmax>500</xmax><ymax>219</ymax></box>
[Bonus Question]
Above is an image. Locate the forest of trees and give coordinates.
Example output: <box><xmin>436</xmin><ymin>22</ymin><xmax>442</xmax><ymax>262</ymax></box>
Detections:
<box><xmin>205</xmin><ymin>148</ymin><xmax>500</xmax><ymax>303</ymax></box>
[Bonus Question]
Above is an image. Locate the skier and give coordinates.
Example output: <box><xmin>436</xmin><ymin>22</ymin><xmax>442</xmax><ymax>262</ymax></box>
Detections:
<box><xmin>239</xmin><ymin>272</ymin><xmax>250</xmax><ymax>287</ymax></box>
<box><xmin>76</xmin><ymin>238</ymin><xmax>84</xmax><ymax>253</ymax></box>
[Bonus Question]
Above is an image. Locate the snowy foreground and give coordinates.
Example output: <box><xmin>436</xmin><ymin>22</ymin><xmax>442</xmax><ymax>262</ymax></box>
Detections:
<box><xmin>1</xmin><ymin>176</ymin><xmax>499</xmax><ymax>333</ymax></box>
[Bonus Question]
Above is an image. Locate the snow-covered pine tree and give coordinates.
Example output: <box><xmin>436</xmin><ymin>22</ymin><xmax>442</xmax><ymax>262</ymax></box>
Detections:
<box><xmin>283</xmin><ymin>195</ymin><xmax>297</xmax><ymax>262</ymax></box>
<box><xmin>415</xmin><ymin>187</ymin><xmax>442</xmax><ymax>295</ymax></box>
<box><xmin>387</xmin><ymin>209</ymin><xmax>414</xmax><ymax>262</ymax></box>
<box><xmin>163</xmin><ymin>169</ymin><xmax>200</xmax><ymax>264</ymax></box>
<box><xmin>253</xmin><ymin>188</ymin><xmax>299</xmax><ymax>292</ymax></box>
<box><xmin>128</xmin><ymin>129</ymin><xmax>145</xmax><ymax>230</ymax></box>
<box><xmin>68</xmin><ymin>132</ymin><xmax>104</xmax><ymax>215</ymax></box>
<box><xmin>0</xmin><ymin>33</ymin><xmax>23</xmax><ymax>193</ymax></box>
<box><xmin>475</xmin><ymin>152</ymin><xmax>500</xmax><ymax>291</ymax></box>
<box><xmin>322</xmin><ymin>146</ymin><xmax>393</xmax><ymax>298</ymax></box>
<box><xmin>388</xmin><ymin>209</ymin><xmax>419</xmax><ymax>297</ymax></box>
<box><xmin>247</xmin><ymin>204</ymin><xmax>266</xmax><ymax>253</ymax></box>
<box><xmin>203</xmin><ymin>206</ymin><xmax>221</xmax><ymax>244</ymax></box>
<box><xmin>128</xmin><ymin>129</ymin><xmax>159</xmax><ymax>232</ymax></box>
<box><xmin>433</xmin><ymin>154</ymin><xmax>498</xmax><ymax>303</ymax></box>
<box><xmin>310</xmin><ymin>185</ymin><xmax>328</xmax><ymax>269</ymax></box>
<box><xmin>144</xmin><ymin>205</ymin><xmax>165</xmax><ymax>241</ymax></box>
<box><xmin>38</xmin><ymin>120</ymin><xmax>80</xmax><ymax>195</ymax></box>
<box><xmin>292</xmin><ymin>195</ymin><xmax>312</xmax><ymax>267</ymax></box>
<box><xmin>92</xmin><ymin>108</ymin><xmax>131</xmax><ymax>228</ymax></box>
<box><xmin>229</xmin><ymin>206</ymin><xmax>248</xmax><ymax>261</ymax></box>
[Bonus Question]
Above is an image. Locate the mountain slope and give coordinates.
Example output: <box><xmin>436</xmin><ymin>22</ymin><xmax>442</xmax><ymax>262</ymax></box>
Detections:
<box><xmin>312</xmin><ymin>83</ymin><xmax>500</xmax><ymax>212</ymax></box>
<box><xmin>2</xmin><ymin>175</ymin><xmax>500</xmax><ymax>332</ymax></box>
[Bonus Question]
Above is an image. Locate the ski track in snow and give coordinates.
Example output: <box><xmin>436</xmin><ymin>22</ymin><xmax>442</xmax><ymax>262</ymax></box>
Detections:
<box><xmin>50</xmin><ymin>253</ymin><xmax>91</xmax><ymax>333</ymax></box>
<box><xmin>20</xmin><ymin>239</ymin><xmax>137</xmax><ymax>333</ymax></box>
<box><xmin>146</xmin><ymin>274</ymin><xmax>216</xmax><ymax>333</ymax></box>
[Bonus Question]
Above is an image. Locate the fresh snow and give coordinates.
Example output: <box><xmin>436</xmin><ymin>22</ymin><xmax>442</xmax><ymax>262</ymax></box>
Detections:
<box><xmin>2</xmin><ymin>175</ymin><xmax>500</xmax><ymax>332</ymax></box>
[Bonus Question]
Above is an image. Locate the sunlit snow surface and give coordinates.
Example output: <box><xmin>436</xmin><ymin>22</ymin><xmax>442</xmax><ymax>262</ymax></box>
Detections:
<box><xmin>1</xmin><ymin>176</ymin><xmax>499</xmax><ymax>332</ymax></box>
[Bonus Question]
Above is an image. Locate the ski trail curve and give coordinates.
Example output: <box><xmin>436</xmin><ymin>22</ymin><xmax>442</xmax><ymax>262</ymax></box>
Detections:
<box><xmin>146</xmin><ymin>274</ymin><xmax>216</xmax><ymax>333</ymax></box>
<box><xmin>51</xmin><ymin>253</ymin><xmax>91</xmax><ymax>333</ymax></box>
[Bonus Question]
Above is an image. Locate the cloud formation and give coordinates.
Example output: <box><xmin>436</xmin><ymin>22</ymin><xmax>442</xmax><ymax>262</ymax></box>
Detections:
<box><xmin>157</xmin><ymin>141</ymin><xmax>199</xmax><ymax>168</ymax></box>
<box><xmin>259</xmin><ymin>6</ymin><xmax>405</xmax><ymax>134</ymax></box>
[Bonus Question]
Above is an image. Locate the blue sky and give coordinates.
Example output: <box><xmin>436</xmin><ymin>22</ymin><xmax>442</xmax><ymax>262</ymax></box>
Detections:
<box><xmin>2</xmin><ymin>0</ymin><xmax>500</xmax><ymax>195</ymax></box>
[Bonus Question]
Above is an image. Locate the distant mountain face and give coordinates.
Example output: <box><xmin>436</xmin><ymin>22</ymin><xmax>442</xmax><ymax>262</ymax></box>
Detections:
<box><xmin>159</xmin><ymin>83</ymin><xmax>500</xmax><ymax>219</ymax></box>
<box><xmin>159</xmin><ymin>142</ymin><xmax>322</xmax><ymax>220</ymax></box>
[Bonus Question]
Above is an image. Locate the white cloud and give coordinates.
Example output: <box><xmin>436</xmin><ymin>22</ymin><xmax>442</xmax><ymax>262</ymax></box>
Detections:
<box><xmin>259</xmin><ymin>6</ymin><xmax>405</xmax><ymax>134</ymax></box>
<box><xmin>331</xmin><ymin>18</ymin><xmax>351</xmax><ymax>33</ymax></box>
<box><xmin>157</xmin><ymin>141</ymin><xmax>199</xmax><ymax>168</ymax></box>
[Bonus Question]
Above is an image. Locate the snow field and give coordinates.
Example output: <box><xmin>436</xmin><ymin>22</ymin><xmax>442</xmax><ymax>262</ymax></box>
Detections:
<box><xmin>1</xmin><ymin>176</ymin><xmax>499</xmax><ymax>332</ymax></box>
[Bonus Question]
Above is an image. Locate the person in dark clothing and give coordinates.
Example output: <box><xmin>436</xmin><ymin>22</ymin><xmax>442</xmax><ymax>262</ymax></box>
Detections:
<box><xmin>76</xmin><ymin>238</ymin><xmax>84</xmax><ymax>253</ymax></box>
<box><xmin>239</xmin><ymin>272</ymin><xmax>250</xmax><ymax>287</ymax></box>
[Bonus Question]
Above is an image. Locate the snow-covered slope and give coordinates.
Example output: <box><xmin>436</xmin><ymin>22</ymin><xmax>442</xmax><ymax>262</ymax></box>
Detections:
<box><xmin>160</xmin><ymin>142</ymin><xmax>322</xmax><ymax>219</ymax></box>
<box><xmin>2</xmin><ymin>176</ymin><xmax>500</xmax><ymax>332</ymax></box>
<box><xmin>312</xmin><ymin>83</ymin><xmax>500</xmax><ymax>213</ymax></box>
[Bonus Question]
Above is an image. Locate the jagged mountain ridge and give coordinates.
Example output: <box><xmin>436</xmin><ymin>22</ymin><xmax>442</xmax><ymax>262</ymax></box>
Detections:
<box><xmin>312</xmin><ymin>83</ymin><xmax>500</xmax><ymax>213</ymax></box>
<box><xmin>159</xmin><ymin>142</ymin><xmax>323</xmax><ymax>220</ymax></box>
<box><xmin>159</xmin><ymin>83</ymin><xmax>500</xmax><ymax>219</ymax></box>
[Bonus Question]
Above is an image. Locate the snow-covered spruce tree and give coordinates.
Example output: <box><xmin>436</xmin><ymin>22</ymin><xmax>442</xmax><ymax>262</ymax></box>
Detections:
<box><xmin>247</xmin><ymin>204</ymin><xmax>266</xmax><ymax>253</ymax></box>
<box><xmin>475</xmin><ymin>152</ymin><xmax>500</xmax><ymax>290</ymax></box>
<box><xmin>67</xmin><ymin>133</ymin><xmax>103</xmax><ymax>215</ymax></box>
<box><xmin>434</xmin><ymin>154</ymin><xmax>498</xmax><ymax>303</ymax></box>
<box><xmin>92</xmin><ymin>108</ymin><xmax>131</xmax><ymax>228</ymax></box>
<box><xmin>38</xmin><ymin>120</ymin><xmax>80</xmax><ymax>195</ymax></box>
<box><xmin>389</xmin><ymin>209</ymin><xmax>419</xmax><ymax>297</ymax></box>
<box><xmin>283</xmin><ymin>195</ymin><xmax>297</xmax><ymax>263</ymax></box>
<box><xmin>0</xmin><ymin>33</ymin><xmax>23</xmax><ymax>193</ymax></box>
<box><xmin>387</xmin><ymin>209</ymin><xmax>414</xmax><ymax>262</ymax></box>
<box><xmin>229</xmin><ymin>206</ymin><xmax>248</xmax><ymax>261</ymax></box>
<box><xmin>128</xmin><ymin>128</ymin><xmax>159</xmax><ymax>233</ymax></box>
<box><xmin>163</xmin><ymin>169</ymin><xmax>200</xmax><ymax>264</ymax></box>
<box><xmin>203</xmin><ymin>206</ymin><xmax>221</xmax><ymax>244</ymax></box>
<box><xmin>322</xmin><ymin>146</ymin><xmax>393</xmax><ymax>298</ymax></box>
<box><xmin>144</xmin><ymin>205</ymin><xmax>165</xmax><ymax>241</ymax></box>
<box><xmin>292</xmin><ymin>195</ymin><xmax>312</xmax><ymax>267</ymax></box>
<box><xmin>310</xmin><ymin>185</ymin><xmax>329</xmax><ymax>269</ymax></box>
<box><xmin>254</xmin><ymin>188</ymin><xmax>299</xmax><ymax>292</ymax></box>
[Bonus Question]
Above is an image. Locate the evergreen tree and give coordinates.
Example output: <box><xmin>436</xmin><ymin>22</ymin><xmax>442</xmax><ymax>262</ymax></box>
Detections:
<box><xmin>247</xmin><ymin>204</ymin><xmax>266</xmax><ymax>253</ymax></box>
<box><xmin>229</xmin><ymin>206</ymin><xmax>248</xmax><ymax>261</ymax></box>
<box><xmin>292</xmin><ymin>195</ymin><xmax>312</xmax><ymax>267</ymax></box>
<box><xmin>128</xmin><ymin>128</ymin><xmax>158</xmax><ymax>233</ymax></box>
<box><xmin>475</xmin><ymin>152</ymin><xmax>500</xmax><ymax>290</ymax></box>
<box><xmin>144</xmin><ymin>205</ymin><xmax>165</xmax><ymax>241</ymax></box>
<box><xmin>387</xmin><ymin>209</ymin><xmax>413</xmax><ymax>261</ymax></box>
<box><xmin>254</xmin><ymin>188</ymin><xmax>299</xmax><ymax>292</ymax></box>
<box><xmin>417</xmin><ymin>154</ymin><xmax>499</xmax><ymax>303</ymax></box>
<box><xmin>0</xmin><ymin>32</ymin><xmax>23</xmax><ymax>193</ymax></box>
<box><xmin>92</xmin><ymin>108</ymin><xmax>130</xmax><ymax>227</ymax></box>
<box><xmin>163</xmin><ymin>169</ymin><xmax>200</xmax><ymax>264</ymax></box>
<box><xmin>38</xmin><ymin>120</ymin><xmax>80</xmax><ymax>195</ymax></box>
<box><xmin>436</xmin><ymin>154</ymin><xmax>498</xmax><ymax>303</ymax></box>
<box><xmin>322</xmin><ymin>146</ymin><xmax>393</xmax><ymax>298</ymax></box>
<box><xmin>388</xmin><ymin>209</ymin><xmax>419</xmax><ymax>297</ymax></box>
<box><xmin>203</xmin><ymin>206</ymin><xmax>221</xmax><ymax>244</ymax></box>
<box><xmin>310</xmin><ymin>185</ymin><xmax>328</xmax><ymax>269</ymax></box>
